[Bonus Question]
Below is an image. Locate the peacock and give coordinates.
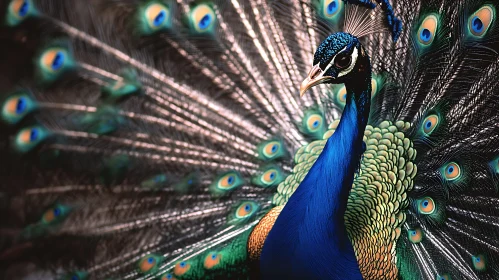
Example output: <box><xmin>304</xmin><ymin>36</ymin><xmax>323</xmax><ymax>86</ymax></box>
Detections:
<box><xmin>0</xmin><ymin>0</ymin><xmax>498</xmax><ymax>279</ymax></box>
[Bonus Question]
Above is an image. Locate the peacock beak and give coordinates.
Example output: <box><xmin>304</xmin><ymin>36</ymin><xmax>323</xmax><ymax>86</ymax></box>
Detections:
<box><xmin>300</xmin><ymin>64</ymin><xmax>333</xmax><ymax>97</ymax></box>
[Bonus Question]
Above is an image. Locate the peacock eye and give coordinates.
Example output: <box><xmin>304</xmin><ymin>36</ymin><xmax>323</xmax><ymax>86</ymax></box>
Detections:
<box><xmin>334</xmin><ymin>53</ymin><xmax>351</xmax><ymax>69</ymax></box>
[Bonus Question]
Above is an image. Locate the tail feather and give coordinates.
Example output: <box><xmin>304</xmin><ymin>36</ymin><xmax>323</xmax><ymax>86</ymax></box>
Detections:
<box><xmin>1</xmin><ymin>0</ymin><xmax>499</xmax><ymax>279</ymax></box>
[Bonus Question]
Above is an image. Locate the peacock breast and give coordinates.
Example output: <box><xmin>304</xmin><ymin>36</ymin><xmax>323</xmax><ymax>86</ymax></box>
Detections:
<box><xmin>272</xmin><ymin>120</ymin><xmax>417</xmax><ymax>280</ymax></box>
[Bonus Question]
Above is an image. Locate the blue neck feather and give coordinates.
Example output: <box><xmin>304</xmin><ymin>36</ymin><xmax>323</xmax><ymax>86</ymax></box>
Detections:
<box><xmin>260</xmin><ymin>64</ymin><xmax>371</xmax><ymax>279</ymax></box>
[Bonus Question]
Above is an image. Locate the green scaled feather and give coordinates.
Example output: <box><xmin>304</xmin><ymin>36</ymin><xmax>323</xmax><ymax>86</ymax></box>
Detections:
<box><xmin>13</xmin><ymin>125</ymin><xmax>50</xmax><ymax>153</ymax></box>
<box><xmin>370</xmin><ymin>74</ymin><xmax>383</xmax><ymax>99</ymax></box>
<box><xmin>101</xmin><ymin>68</ymin><xmax>142</xmax><ymax>103</ymax></box>
<box><xmin>396</xmin><ymin>238</ymin><xmax>421</xmax><ymax>280</ymax></box>
<box><xmin>5</xmin><ymin>0</ymin><xmax>37</xmax><ymax>27</ymax></box>
<box><xmin>137</xmin><ymin>254</ymin><xmax>164</xmax><ymax>275</ymax></box>
<box><xmin>172</xmin><ymin>231</ymin><xmax>251</xmax><ymax>279</ymax></box>
<box><xmin>251</xmin><ymin>165</ymin><xmax>285</xmax><ymax>188</ymax></box>
<box><xmin>1</xmin><ymin>90</ymin><xmax>37</xmax><ymax>125</ymax></box>
<box><xmin>79</xmin><ymin>106</ymin><xmax>124</xmax><ymax>135</ymax></box>
<box><xmin>62</xmin><ymin>271</ymin><xmax>89</xmax><ymax>280</ymax></box>
<box><xmin>136</xmin><ymin>1</ymin><xmax>172</xmax><ymax>35</ymax></box>
<box><xmin>300</xmin><ymin>109</ymin><xmax>327</xmax><ymax>140</ymax></box>
<box><xmin>209</xmin><ymin>171</ymin><xmax>244</xmax><ymax>195</ymax></box>
<box><xmin>35</xmin><ymin>41</ymin><xmax>76</xmax><ymax>85</ymax></box>
<box><xmin>187</xmin><ymin>2</ymin><xmax>217</xmax><ymax>35</ymax></box>
<box><xmin>256</xmin><ymin>139</ymin><xmax>287</xmax><ymax>161</ymax></box>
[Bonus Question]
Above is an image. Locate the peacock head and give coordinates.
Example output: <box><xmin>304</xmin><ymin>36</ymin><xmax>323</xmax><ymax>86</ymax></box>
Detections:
<box><xmin>300</xmin><ymin>32</ymin><xmax>369</xmax><ymax>96</ymax></box>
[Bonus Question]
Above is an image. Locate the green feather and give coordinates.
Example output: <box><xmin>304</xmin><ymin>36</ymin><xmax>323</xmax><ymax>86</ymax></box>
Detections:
<box><xmin>1</xmin><ymin>90</ymin><xmax>37</xmax><ymax>125</ymax></box>
<box><xmin>300</xmin><ymin>109</ymin><xmax>327</xmax><ymax>140</ymax></box>
<box><xmin>79</xmin><ymin>106</ymin><xmax>124</xmax><ymax>135</ymax></box>
<box><xmin>136</xmin><ymin>1</ymin><xmax>172</xmax><ymax>35</ymax></box>
<box><xmin>100</xmin><ymin>154</ymin><xmax>130</xmax><ymax>187</ymax></box>
<box><xmin>62</xmin><ymin>271</ymin><xmax>89</xmax><ymax>280</ymax></box>
<box><xmin>13</xmin><ymin>125</ymin><xmax>50</xmax><ymax>153</ymax></box>
<box><xmin>251</xmin><ymin>165</ymin><xmax>285</xmax><ymax>188</ymax></box>
<box><xmin>35</xmin><ymin>42</ymin><xmax>76</xmax><ymax>85</ymax></box>
<box><xmin>187</xmin><ymin>2</ymin><xmax>217</xmax><ymax>35</ymax></box>
<box><xmin>5</xmin><ymin>0</ymin><xmax>37</xmax><ymax>27</ymax></box>
<box><xmin>256</xmin><ymin>139</ymin><xmax>287</xmax><ymax>161</ymax></box>
<box><xmin>101</xmin><ymin>68</ymin><xmax>142</xmax><ymax>103</ymax></box>
<box><xmin>209</xmin><ymin>171</ymin><xmax>244</xmax><ymax>195</ymax></box>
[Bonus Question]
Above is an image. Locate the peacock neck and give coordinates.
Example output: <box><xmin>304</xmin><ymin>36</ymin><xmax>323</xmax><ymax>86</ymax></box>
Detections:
<box><xmin>321</xmin><ymin>73</ymin><xmax>372</xmax><ymax>220</ymax></box>
<box><xmin>259</xmin><ymin>62</ymin><xmax>371</xmax><ymax>279</ymax></box>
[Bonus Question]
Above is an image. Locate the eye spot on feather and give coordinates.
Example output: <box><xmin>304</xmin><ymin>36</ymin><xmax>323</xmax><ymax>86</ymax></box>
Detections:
<box><xmin>230</xmin><ymin>201</ymin><xmax>259</xmax><ymax>224</ymax></box>
<box><xmin>40</xmin><ymin>204</ymin><xmax>70</xmax><ymax>226</ymax></box>
<box><xmin>204</xmin><ymin>252</ymin><xmax>222</xmax><ymax>269</ymax></box>
<box><xmin>211</xmin><ymin>171</ymin><xmax>243</xmax><ymax>194</ymax></box>
<box><xmin>468</xmin><ymin>5</ymin><xmax>495</xmax><ymax>37</ymax></box>
<box><xmin>235</xmin><ymin>201</ymin><xmax>258</xmax><ymax>219</ymax></box>
<box><xmin>261</xmin><ymin>169</ymin><xmax>278</xmax><ymax>185</ymax></box>
<box><xmin>40</xmin><ymin>49</ymin><xmax>66</xmax><ymax>72</ymax></box>
<box><xmin>36</xmin><ymin>45</ymin><xmax>74</xmax><ymax>83</ymax></box>
<box><xmin>322</xmin><ymin>0</ymin><xmax>343</xmax><ymax>19</ymax></box>
<box><xmin>190</xmin><ymin>4</ymin><xmax>216</xmax><ymax>33</ymax></box>
<box><xmin>258</xmin><ymin>139</ymin><xmax>286</xmax><ymax>160</ymax></box>
<box><xmin>137</xmin><ymin>254</ymin><xmax>162</xmax><ymax>274</ymax></box>
<box><xmin>2</xmin><ymin>94</ymin><xmax>36</xmax><ymax>125</ymax></box>
<box><xmin>263</xmin><ymin>141</ymin><xmax>281</xmax><ymax>158</ymax></box>
<box><xmin>472</xmin><ymin>254</ymin><xmax>486</xmax><ymax>271</ymax></box>
<box><xmin>335</xmin><ymin>85</ymin><xmax>347</xmax><ymax>107</ymax></box>
<box><xmin>174</xmin><ymin>261</ymin><xmax>191</xmax><ymax>276</ymax></box>
<box><xmin>306</xmin><ymin>114</ymin><xmax>323</xmax><ymax>132</ymax></box>
<box><xmin>219</xmin><ymin>174</ymin><xmax>235</xmax><ymax>189</ymax></box>
<box><xmin>436</xmin><ymin>274</ymin><xmax>450</xmax><ymax>280</ymax></box>
<box><xmin>11</xmin><ymin>96</ymin><xmax>27</xmax><ymax>115</ymax></box>
<box><xmin>407</xmin><ymin>228</ymin><xmax>424</xmax><ymax>244</ymax></box>
<box><xmin>10</xmin><ymin>0</ymin><xmax>29</xmax><ymax>18</ymax></box>
<box><xmin>139</xmin><ymin>256</ymin><xmax>155</xmax><ymax>273</ymax></box>
<box><xmin>160</xmin><ymin>273</ymin><xmax>176</xmax><ymax>280</ymax></box>
<box><xmin>6</xmin><ymin>0</ymin><xmax>36</xmax><ymax>26</ymax></box>
<box><xmin>253</xmin><ymin>166</ymin><xmax>284</xmax><ymax>187</ymax></box>
<box><xmin>422</xmin><ymin>114</ymin><xmax>439</xmax><ymax>135</ymax></box>
<box><xmin>18</xmin><ymin>127</ymin><xmax>39</xmax><ymax>143</ymax></box>
<box><xmin>145</xmin><ymin>3</ymin><xmax>169</xmax><ymax>29</ymax></box>
<box><xmin>42</xmin><ymin>206</ymin><xmax>61</xmax><ymax>223</ymax></box>
<box><xmin>65</xmin><ymin>271</ymin><xmax>88</xmax><ymax>280</ymax></box>
<box><xmin>417</xmin><ymin>15</ymin><xmax>438</xmax><ymax>46</ymax></box>
<box><xmin>418</xmin><ymin>197</ymin><xmax>435</xmax><ymax>215</ymax></box>
<box><xmin>441</xmin><ymin>162</ymin><xmax>461</xmax><ymax>181</ymax></box>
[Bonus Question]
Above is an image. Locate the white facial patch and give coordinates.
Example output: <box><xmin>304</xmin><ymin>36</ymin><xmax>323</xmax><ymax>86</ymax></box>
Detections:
<box><xmin>338</xmin><ymin>47</ymin><xmax>358</xmax><ymax>77</ymax></box>
<box><xmin>323</xmin><ymin>46</ymin><xmax>359</xmax><ymax>78</ymax></box>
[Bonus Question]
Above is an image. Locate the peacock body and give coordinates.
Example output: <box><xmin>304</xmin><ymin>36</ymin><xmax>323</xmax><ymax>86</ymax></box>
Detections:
<box><xmin>0</xmin><ymin>0</ymin><xmax>498</xmax><ymax>279</ymax></box>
